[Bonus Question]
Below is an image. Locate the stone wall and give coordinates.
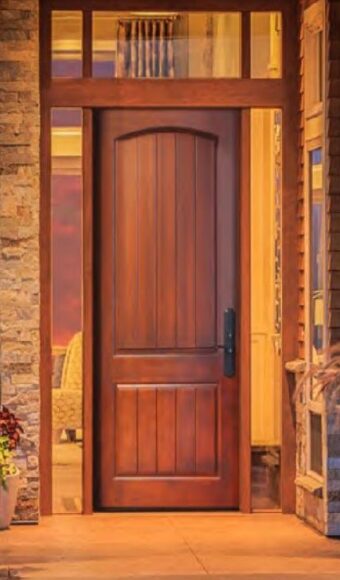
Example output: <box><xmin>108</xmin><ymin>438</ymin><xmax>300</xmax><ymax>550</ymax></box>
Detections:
<box><xmin>0</xmin><ymin>0</ymin><xmax>40</xmax><ymax>522</ymax></box>
<box><xmin>294</xmin><ymin>364</ymin><xmax>325</xmax><ymax>534</ymax></box>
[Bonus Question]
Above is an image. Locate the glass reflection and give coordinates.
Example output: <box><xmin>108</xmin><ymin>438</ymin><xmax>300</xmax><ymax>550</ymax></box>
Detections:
<box><xmin>310</xmin><ymin>411</ymin><xmax>323</xmax><ymax>476</ymax></box>
<box><xmin>92</xmin><ymin>11</ymin><xmax>241</xmax><ymax>78</ymax></box>
<box><xmin>310</xmin><ymin>148</ymin><xmax>324</xmax><ymax>358</ymax></box>
<box><xmin>51</xmin><ymin>108</ymin><xmax>83</xmax><ymax>514</ymax></box>
<box><xmin>251</xmin><ymin>12</ymin><xmax>282</xmax><ymax>78</ymax></box>
<box><xmin>52</xmin><ymin>11</ymin><xmax>83</xmax><ymax>78</ymax></box>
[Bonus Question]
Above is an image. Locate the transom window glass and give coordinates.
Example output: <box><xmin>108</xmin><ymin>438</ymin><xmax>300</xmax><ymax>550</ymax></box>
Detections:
<box><xmin>52</xmin><ymin>11</ymin><xmax>83</xmax><ymax>78</ymax></box>
<box><xmin>310</xmin><ymin>148</ymin><xmax>325</xmax><ymax>361</ymax></box>
<box><xmin>251</xmin><ymin>12</ymin><xmax>282</xmax><ymax>78</ymax></box>
<box><xmin>250</xmin><ymin>109</ymin><xmax>282</xmax><ymax>509</ymax></box>
<box><xmin>92</xmin><ymin>12</ymin><xmax>241</xmax><ymax>78</ymax></box>
<box><xmin>51</xmin><ymin>108</ymin><xmax>83</xmax><ymax>513</ymax></box>
<box><xmin>51</xmin><ymin>10</ymin><xmax>285</xmax><ymax>80</ymax></box>
<box><xmin>310</xmin><ymin>411</ymin><xmax>323</xmax><ymax>476</ymax></box>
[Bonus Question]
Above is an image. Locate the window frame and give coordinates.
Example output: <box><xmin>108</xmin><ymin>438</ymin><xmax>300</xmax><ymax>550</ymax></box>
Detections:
<box><xmin>303</xmin><ymin>0</ymin><xmax>327</xmax><ymax>482</ymax></box>
<box><xmin>305</xmin><ymin>140</ymin><xmax>327</xmax><ymax>482</ymax></box>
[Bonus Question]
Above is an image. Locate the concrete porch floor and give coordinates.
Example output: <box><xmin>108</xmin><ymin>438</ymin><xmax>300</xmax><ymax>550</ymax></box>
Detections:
<box><xmin>1</xmin><ymin>513</ymin><xmax>340</xmax><ymax>579</ymax></box>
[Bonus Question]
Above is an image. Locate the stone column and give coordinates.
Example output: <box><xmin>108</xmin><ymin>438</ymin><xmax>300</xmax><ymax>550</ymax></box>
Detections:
<box><xmin>0</xmin><ymin>0</ymin><xmax>40</xmax><ymax>522</ymax></box>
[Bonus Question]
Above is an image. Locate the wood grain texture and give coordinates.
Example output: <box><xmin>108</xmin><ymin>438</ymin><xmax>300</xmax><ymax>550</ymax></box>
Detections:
<box><xmin>115</xmin><ymin>387</ymin><xmax>138</xmax><ymax>475</ymax></box>
<box><xmin>239</xmin><ymin>109</ymin><xmax>251</xmax><ymax>513</ymax></box>
<box><xmin>157</xmin><ymin>388</ymin><xmax>176</xmax><ymax>474</ymax></box>
<box><xmin>241</xmin><ymin>12</ymin><xmax>251</xmax><ymax>79</ymax></box>
<box><xmin>157</xmin><ymin>134</ymin><xmax>176</xmax><ymax>347</ymax></box>
<box><xmin>115</xmin><ymin>139</ymin><xmax>138</xmax><ymax>349</ymax></box>
<box><xmin>195</xmin><ymin>386</ymin><xmax>217</xmax><ymax>475</ymax></box>
<box><xmin>327</xmin><ymin>1</ymin><xmax>340</xmax><ymax>346</ymax></box>
<box><xmin>195</xmin><ymin>137</ymin><xmax>216</xmax><ymax>348</ymax></box>
<box><xmin>40</xmin><ymin>102</ymin><xmax>52</xmax><ymax>517</ymax></box>
<box><xmin>96</xmin><ymin>110</ymin><xmax>239</xmax><ymax>508</ymax></box>
<box><xmin>49</xmin><ymin>0</ymin><xmax>291</xmax><ymax>11</ymax></box>
<box><xmin>115</xmin><ymin>130</ymin><xmax>216</xmax><ymax>351</ymax></box>
<box><xmin>281</xmin><ymin>0</ymin><xmax>299</xmax><ymax>514</ymax></box>
<box><xmin>114</xmin><ymin>385</ymin><xmax>218</xmax><ymax>477</ymax></box>
<box><xmin>137</xmin><ymin>388</ymin><xmax>157</xmax><ymax>474</ymax></box>
<box><xmin>83</xmin><ymin>109</ymin><xmax>94</xmax><ymax>514</ymax></box>
<box><xmin>45</xmin><ymin>79</ymin><xmax>286</xmax><ymax>108</ymax></box>
<box><xmin>40</xmin><ymin>0</ymin><xmax>300</xmax><ymax>514</ymax></box>
<box><xmin>298</xmin><ymin>0</ymin><xmax>306</xmax><ymax>359</ymax></box>
<box><xmin>83</xmin><ymin>9</ymin><xmax>92</xmax><ymax>78</ymax></box>
<box><xmin>176</xmin><ymin>388</ymin><xmax>196</xmax><ymax>475</ymax></box>
<box><xmin>176</xmin><ymin>134</ymin><xmax>196</xmax><ymax>348</ymax></box>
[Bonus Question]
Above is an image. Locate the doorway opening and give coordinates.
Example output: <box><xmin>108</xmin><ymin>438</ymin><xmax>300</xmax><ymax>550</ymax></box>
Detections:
<box><xmin>41</xmin><ymin>0</ymin><xmax>299</xmax><ymax>516</ymax></box>
<box><xmin>93</xmin><ymin>109</ymin><xmax>239</xmax><ymax>510</ymax></box>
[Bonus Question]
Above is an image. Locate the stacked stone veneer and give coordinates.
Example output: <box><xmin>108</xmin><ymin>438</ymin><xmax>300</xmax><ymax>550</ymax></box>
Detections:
<box><xmin>295</xmin><ymin>374</ymin><xmax>340</xmax><ymax>537</ymax></box>
<box><xmin>293</xmin><ymin>362</ymin><xmax>325</xmax><ymax>534</ymax></box>
<box><xmin>0</xmin><ymin>0</ymin><xmax>40</xmax><ymax>522</ymax></box>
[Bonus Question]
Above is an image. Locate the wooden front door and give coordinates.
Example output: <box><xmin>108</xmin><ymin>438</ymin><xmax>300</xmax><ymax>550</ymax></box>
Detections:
<box><xmin>95</xmin><ymin>109</ymin><xmax>239</xmax><ymax>509</ymax></box>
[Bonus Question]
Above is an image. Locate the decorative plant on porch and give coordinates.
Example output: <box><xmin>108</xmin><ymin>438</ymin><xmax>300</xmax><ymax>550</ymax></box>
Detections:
<box><xmin>0</xmin><ymin>406</ymin><xmax>23</xmax><ymax>530</ymax></box>
<box><xmin>297</xmin><ymin>344</ymin><xmax>340</xmax><ymax>412</ymax></box>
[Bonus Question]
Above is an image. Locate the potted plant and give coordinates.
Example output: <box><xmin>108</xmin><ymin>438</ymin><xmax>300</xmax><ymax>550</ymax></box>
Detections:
<box><xmin>0</xmin><ymin>406</ymin><xmax>23</xmax><ymax>530</ymax></box>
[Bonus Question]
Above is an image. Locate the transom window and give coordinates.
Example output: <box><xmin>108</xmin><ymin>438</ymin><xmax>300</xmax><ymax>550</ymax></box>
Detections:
<box><xmin>51</xmin><ymin>10</ymin><xmax>282</xmax><ymax>80</ymax></box>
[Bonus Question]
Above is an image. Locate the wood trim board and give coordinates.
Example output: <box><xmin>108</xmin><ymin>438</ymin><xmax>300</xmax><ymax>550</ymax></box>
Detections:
<box><xmin>83</xmin><ymin>109</ymin><xmax>94</xmax><ymax>514</ymax></box>
<box><xmin>239</xmin><ymin>109</ymin><xmax>251</xmax><ymax>513</ymax></box>
<box><xmin>48</xmin><ymin>0</ymin><xmax>293</xmax><ymax>11</ymax></box>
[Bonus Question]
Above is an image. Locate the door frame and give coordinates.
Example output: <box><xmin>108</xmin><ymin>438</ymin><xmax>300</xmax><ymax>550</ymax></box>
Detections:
<box><xmin>40</xmin><ymin>0</ymin><xmax>299</xmax><ymax>515</ymax></box>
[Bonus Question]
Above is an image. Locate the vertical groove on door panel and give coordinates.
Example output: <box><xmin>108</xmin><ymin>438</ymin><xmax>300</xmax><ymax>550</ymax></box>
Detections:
<box><xmin>176</xmin><ymin>134</ymin><xmax>196</xmax><ymax>347</ymax></box>
<box><xmin>156</xmin><ymin>387</ymin><xmax>176</xmax><ymax>474</ymax></box>
<box><xmin>115</xmin><ymin>139</ymin><xmax>138</xmax><ymax>349</ymax></box>
<box><xmin>196</xmin><ymin>385</ymin><xmax>217</xmax><ymax>475</ymax></box>
<box><xmin>176</xmin><ymin>387</ymin><xmax>196</xmax><ymax>474</ymax></box>
<box><xmin>195</xmin><ymin>137</ymin><xmax>216</xmax><ymax>347</ymax></box>
<box><xmin>137</xmin><ymin>388</ymin><xmax>157</xmax><ymax>474</ymax></box>
<box><xmin>115</xmin><ymin>387</ymin><xmax>138</xmax><ymax>475</ymax></box>
<box><xmin>136</xmin><ymin>135</ymin><xmax>157</xmax><ymax>347</ymax></box>
<box><xmin>156</xmin><ymin>133</ymin><xmax>176</xmax><ymax>347</ymax></box>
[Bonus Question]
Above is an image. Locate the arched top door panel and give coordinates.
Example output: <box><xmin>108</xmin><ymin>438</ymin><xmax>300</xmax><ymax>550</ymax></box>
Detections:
<box><xmin>114</xmin><ymin>128</ymin><xmax>217</xmax><ymax>351</ymax></box>
<box><xmin>116</xmin><ymin>126</ymin><xmax>218</xmax><ymax>145</ymax></box>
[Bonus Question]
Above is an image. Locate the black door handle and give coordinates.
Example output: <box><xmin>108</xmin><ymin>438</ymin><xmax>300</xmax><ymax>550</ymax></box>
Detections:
<box><xmin>224</xmin><ymin>309</ymin><xmax>236</xmax><ymax>377</ymax></box>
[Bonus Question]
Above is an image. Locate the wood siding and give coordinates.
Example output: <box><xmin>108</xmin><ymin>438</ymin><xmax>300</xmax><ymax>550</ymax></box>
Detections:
<box><xmin>327</xmin><ymin>0</ymin><xmax>340</xmax><ymax>344</ymax></box>
<box><xmin>298</xmin><ymin>0</ymin><xmax>306</xmax><ymax>358</ymax></box>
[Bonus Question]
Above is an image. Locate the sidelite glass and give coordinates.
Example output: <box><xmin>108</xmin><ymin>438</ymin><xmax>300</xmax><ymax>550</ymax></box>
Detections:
<box><xmin>52</xmin><ymin>11</ymin><xmax>83</xmax><ymax>78</ymax></box>
<box><xmin>250</xmin><ymin>109</ymin><xmax>282</xmax><ymax>510</ymax></box>
<box><xmin>251</xmin><ymin>12</ymin><xmax>282</xmax><ymax>78</ymax></box>
<box><xmin>310</xmin><ymin>411</ymin><xmax>323</xmax><ymax>476</ymax></box>
<box><xmin>51</xmin><ymin>108</ymin><xmax>83</xmax><ymax>514</ymax></box>
<box><xmin>92</xmin><ymin>11</ymin><xmax>241</xmax><ymax>78</ymax></box>
<box><xmin>310</xmin><ymin>148</ymin><xmax>325</xmax><ymax>359</ymax></box>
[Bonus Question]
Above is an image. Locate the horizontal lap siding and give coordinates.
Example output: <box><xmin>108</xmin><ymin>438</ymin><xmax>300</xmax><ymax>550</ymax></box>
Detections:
<box><xmin>298</xmin><ymin>0</ymin><xmax>306</xmax><ymax>358</ymax></box>
<box><xmin>328</xmin><ymin>0</ymin><xmax>340</xmax><ymax>344</ymax></box>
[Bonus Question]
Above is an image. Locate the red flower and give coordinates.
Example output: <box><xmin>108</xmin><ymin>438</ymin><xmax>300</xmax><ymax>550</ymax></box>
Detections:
<box><xmin>0</xmin><ymin>406</ymin><xmax>23</xmax><ymax>450</ymax></box>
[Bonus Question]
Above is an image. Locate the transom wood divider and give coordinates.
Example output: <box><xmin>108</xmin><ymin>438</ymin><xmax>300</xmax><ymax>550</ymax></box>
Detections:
<box><xmin>48</xmin><ymin>0</ymin><xmax>292</xmax><ymax>11</ymax></box>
